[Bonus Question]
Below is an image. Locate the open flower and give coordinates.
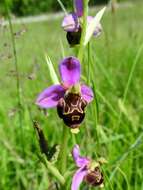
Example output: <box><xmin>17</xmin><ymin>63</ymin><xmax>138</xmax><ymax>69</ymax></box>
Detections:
<box><xmin>71</xmin><ymin>145</ymin><xmax>104</xmax><ymax>190</ymax></box>
<box><xmin>36</xmin><ymin>56</ymin><xmax>93</xmax><ymax>128</ymax></box>
<box><xmin>62</xmin><ymin>0</ymin><xmax>102</xmax><ymax>45</ymax></box>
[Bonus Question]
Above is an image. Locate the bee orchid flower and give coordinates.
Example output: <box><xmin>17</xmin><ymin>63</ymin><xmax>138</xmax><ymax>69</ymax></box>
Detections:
<box><xmin>62</xmin><ymin>0</ymin><xmax>102</xmax><ymax>45</ymax></box>
<box><xmin>36</xmin><ymin>56</ymin><xmax>93</xmax><ymax>129</ymax></box>
<box><xmin>71</xmin><ymin>145</ymin><xmax>104</xmax><ymax>190</ymax></box>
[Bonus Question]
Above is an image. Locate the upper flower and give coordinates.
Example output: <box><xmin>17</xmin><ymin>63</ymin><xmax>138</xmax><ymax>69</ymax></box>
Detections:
<box><xmin>62</xmin><ymin>0</ymin><xmax>102</xmax><ymax>45</ymax></box>
<box><xmin>36</xmin><ymin>57</ymin><xmax>93</xmax><ymax>128</ymax></box>
<box><xmin>71</xmin><ymin>145</ymin><xmax>104</xmax><ymax>190</ymax></box>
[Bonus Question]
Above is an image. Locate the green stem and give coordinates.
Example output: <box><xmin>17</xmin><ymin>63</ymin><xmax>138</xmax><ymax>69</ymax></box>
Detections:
<box><xmin>46</xmin><ymin>160</ymin><xmax>65</xmax><ymax>186</ymax></box>
<box><xmin>60</xmin><ymin>125</ymin><xmax>69</xmax><ymax>174</ymax></box>
<box><xmin>5</xmin><ymin>0</ymin><xmax>22</xmax><ymax>115</ymax></box>
<box><xmin>87</xmin><ymin>42</ymin><xmax>91</xmax><ymax>85</ymax></box>
<box><xmin>40</xmin><ymin>154</ymin><xmax>65</xmax><ymax>185</ymax></box>
<box><xmin>78</xmin><ymin>0</ymin><xmax>89</xmax><ymax>62</ymax></box>
<box><xmin>72</xmin><ymin>133</ymin><xmax>77</xmax><ymax>145</ymax></box>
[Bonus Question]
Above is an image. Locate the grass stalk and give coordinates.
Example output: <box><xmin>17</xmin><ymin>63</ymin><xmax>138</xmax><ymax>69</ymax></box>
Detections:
<box><xmin>4</xmin><ymin>0</ymin><xmax>24</xmax><ymax>153</ymax></box>
<box><xmin>117</xmin><ymin>44</ymin><xmax>143</xmax><ymax>128</ymax></box>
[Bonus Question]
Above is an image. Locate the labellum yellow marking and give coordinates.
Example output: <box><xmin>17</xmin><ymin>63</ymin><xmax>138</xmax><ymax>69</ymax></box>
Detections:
<box><xmin>70</xmin><ymin>128</ymin><xmax>80</xmax><ymax>134</ymax></box>
<box><xmin>72</xmin><ymin>115</ymin><xmax>80</xmax><ymax>121</ymax></box>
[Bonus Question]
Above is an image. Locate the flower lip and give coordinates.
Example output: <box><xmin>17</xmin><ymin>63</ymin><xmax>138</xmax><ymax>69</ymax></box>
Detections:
<box><xmin>84</xmin><ymin>167</ymin><xmax>104</xmax><ymax>187</ymax></box>
<box><xmin>57</xmin><ymin>93</ymin><xmax>87</xmax><ymax>128</ymax></box>
<box><xmin>66</xmin><ymin>28</ymin><xmax>82</xmax><ymax>45</ymax></box>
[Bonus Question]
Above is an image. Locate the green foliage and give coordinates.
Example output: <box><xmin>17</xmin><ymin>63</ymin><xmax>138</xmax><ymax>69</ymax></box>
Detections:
<box><xmin>0</xmin><ymin>1</ymin><xmax>143</xmax><ymax>190</ymax></box>
<box><xmin>0</xmin><ymin>0</ymin><xmax>109</xmax><ymax>16</ymax></box>
<box><xmin>0</xmin><ymin>0</ymin><xmax>71</xmax><ymax>16</ymax></box>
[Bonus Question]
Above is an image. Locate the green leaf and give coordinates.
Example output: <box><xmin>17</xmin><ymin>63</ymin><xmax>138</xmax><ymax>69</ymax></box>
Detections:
<box><xmin>45</xmin><ymin>55</ymin><xmax>59</xmax><ymax>84</ymax></box>
<box><xmin>37</xmin><ymin>153</ymin><xmax>65</xmax><ymax>185</ymax></box>
<box><xmin>84</xmin><ymin>7</ymin><xmax>106</xmax><ymax>46</ymax></box>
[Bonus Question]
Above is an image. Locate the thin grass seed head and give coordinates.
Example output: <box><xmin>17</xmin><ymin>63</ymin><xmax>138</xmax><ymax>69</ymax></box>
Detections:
<box><xmin>36</xmin><ymin>57</ymin><xmax>93</xmax><ymax>129</ymax></box>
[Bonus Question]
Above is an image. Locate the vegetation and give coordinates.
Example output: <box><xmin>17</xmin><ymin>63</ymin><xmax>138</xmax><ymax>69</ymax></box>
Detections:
<box><xmin>0</xmin><ymin>1</ymin><xmax>143</xmax><ymax>190</ymax></box>
<box><xmin>1</xmin><ymin>0</ymin><xmax>110</xmax><ymax>16</ymax></box>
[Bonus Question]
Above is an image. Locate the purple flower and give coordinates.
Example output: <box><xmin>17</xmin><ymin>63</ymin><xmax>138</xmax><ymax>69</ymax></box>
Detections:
<box><xmin>62</xmin><ymin>0</ymin><xmax>102</xmax><ymax>45</ymax></box>
<box><xmin>71</xmin><ymin>145</ymin><xmax>104</xmax><ymax>190</ymax></box>
<box><xmin>36</xmin><ymin>57</ymin><xmax>93</xmax><ymax>128</ymax></box>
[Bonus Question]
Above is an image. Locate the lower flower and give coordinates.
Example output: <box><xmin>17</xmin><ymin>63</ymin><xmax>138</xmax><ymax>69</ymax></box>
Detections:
<box><xmin>71</xmin><ymin>145</ymin><xmax>104</xmax><ymax>190</ymax></box>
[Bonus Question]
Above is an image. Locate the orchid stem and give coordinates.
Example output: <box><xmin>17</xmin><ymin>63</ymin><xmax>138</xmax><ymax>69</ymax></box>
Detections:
<box><xmin>72</xmin><ymin>133</ymin><xmax>77</xmax><ymax>145</ymax></box>
<box><xmin>39</xmin><ymin>154</ymin><xmax>65</xmax><ymax>185</ymax></box>
<box><xmin>60</xmin><ymin>125</ymin><xmax>69</xmax><ymax>174</ymax></box>
<box><xmin>78</xmin><ymin>0</ymin><xmax>89</xmax><ymax>62</ymax></box>
<box><xmin>46</xmin><ymin>160</ymin><xmax>65</xmax><ymax>185</ymax></box>
<box><xmin>87</xmin><ymin>42</ymin><xmax>91</xmax><ymax>85</ymax></box>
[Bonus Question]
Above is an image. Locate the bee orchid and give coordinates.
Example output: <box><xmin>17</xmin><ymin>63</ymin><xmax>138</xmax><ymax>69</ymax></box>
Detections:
<box><xmin>62</xmin><ymin>0</ymin><xmax>102</xmax><ymax>45</ymax></box>
<box><xmin>36</xmin><ymin>56</ymin><xmax>93</xmax><ymax>129</ymax></box>
<box><xmin>71</xmin><ymin>145</ymin><xmax>104</xmax><ymax>190</ymax></box>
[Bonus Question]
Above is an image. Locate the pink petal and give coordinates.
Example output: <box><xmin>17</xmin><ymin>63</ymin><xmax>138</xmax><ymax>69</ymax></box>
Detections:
<box><xmin>74</xmin><ymin>0</ymin><xmax>83</xmax><ymax>17</ymax></box>
<box><xmin>72</xmin><ymin>145</ymin><xmax>90</xmax><ymax>168</ymax></box>
<box><xmin>87</xmin><ymin>16</ymin><xmax>102</xmax><ymax>37</ymax></box>
<box><xmin>59</xmin><ymin>57</ymin><xmax>81</xmax><ymax>87</ymax></box>
<box><xmin>62</xmin><ymin>13</ymin><xmax>79</xmax><ymax>32</ymax></box>
<box><xmin>71</xmin><ymin>167</ymin><xmax>87</xmax><ymax>190</ymax></box>
<box><xmin>81</xmin><ymin>84</ymin><xmax>94</xmax><ymax>103</ymax></box>
<box><xmin>36</xmin><ymin>85</ymin><xmax>65</xmax><ymax>108</ymax></box>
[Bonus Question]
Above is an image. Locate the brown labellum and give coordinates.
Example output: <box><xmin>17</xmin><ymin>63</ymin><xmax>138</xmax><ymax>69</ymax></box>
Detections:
<box><xmin>66</xmin><ymin>28</ymin><xmax>81</xmax><ymax>46</ymax></box>
<box><xmin>84</xmin><ymin>167</ymin><xmax>104</xmax><ymax>187</ymax></box>
<box><xmin>57</xmin><ymin>93</ymin><xmax>87</xmax><ymax>128</ymax></box>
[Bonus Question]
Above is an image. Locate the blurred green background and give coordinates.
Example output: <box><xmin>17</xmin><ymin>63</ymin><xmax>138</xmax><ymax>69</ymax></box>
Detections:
<box><xmin>0</xmin><ymin>0</ymin><xmax>129</xmax><ymax>16</ymax></box>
